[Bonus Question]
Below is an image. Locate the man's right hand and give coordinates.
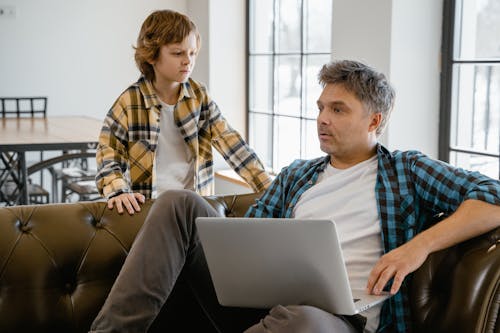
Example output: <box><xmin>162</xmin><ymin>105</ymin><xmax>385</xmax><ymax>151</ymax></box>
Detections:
<box><xmin>107</xmin><ymin>192</ymin><xmax>146</xmax><ymax>215</ymax></box>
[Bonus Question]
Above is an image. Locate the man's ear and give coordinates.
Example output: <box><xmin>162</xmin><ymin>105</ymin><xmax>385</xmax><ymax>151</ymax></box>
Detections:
<box><xmin>368</xmin><ymin>112</ymin><xmax>382</xmax><ymax>132</ymax></box>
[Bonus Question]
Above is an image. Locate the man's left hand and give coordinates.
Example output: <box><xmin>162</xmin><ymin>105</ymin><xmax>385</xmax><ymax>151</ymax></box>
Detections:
<box><xmin>366</xmin><ymin>236</ymin><xmax>430</xmax><ymax>295</ymax></box>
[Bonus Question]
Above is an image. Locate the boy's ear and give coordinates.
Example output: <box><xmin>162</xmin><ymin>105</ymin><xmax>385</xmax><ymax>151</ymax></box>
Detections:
<box><xmin>146</xmin><ymin>53</ymin><xmax>157</xmax><ymax>66</ymax></box>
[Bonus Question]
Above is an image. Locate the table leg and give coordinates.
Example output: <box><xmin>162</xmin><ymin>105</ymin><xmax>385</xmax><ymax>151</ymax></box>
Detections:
<box><xmin>0</xmin><ymin>151</ymin><xmax>28</xmax><ymax>205</ymax></box>
<box><xmin>18</xmin><ymin>153</ymin><xmax>29</xmax><ymax>205</ymax></box>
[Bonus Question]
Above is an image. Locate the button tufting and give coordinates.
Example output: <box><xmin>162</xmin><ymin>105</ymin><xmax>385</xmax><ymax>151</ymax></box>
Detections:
<box><xmin>95</xmin><ymin>221</ymin><xmax>103</xmax><ymax>228</ymax></box>
<box><xmin>64</xmin><ymin>282</ymin><xmax>74</xmax><ymax>293</ymax></box>
<box><xmin>16</xmin><ymin>221</ymin><xmax>31</xmax><ymax>232</ymax></box>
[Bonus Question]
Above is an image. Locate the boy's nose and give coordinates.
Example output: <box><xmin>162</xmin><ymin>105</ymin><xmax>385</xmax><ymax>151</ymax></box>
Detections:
<box><xmin>182</xmin><ymin>55</ymin><xmax>191</xmax><ymax>65</ymax></box>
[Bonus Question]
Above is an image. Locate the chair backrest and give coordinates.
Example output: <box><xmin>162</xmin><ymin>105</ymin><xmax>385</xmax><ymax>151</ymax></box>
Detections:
<box><xmin>0</xmin><ymin>97</ymin><xmax>47</xmax><ymax>118</ymax></box>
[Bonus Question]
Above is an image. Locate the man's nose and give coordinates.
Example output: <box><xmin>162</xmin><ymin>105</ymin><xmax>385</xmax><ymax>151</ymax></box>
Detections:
<box><xmin>317</xmin><ymin>111</ymin><xmax>329</xmax><ymax>124</ymax></box>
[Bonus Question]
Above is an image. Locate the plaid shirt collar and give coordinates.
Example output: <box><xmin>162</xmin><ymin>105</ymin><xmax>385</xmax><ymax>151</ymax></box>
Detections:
<box><xmin>137</xmin><ymin>77</ymin><xmax>195</xmax><ymax>110</ymax></box>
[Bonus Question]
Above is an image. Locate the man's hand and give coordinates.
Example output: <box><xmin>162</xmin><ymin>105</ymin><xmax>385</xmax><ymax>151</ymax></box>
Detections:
<box><xmin>107</xmin><ymin>192</ymin><xmax>146</xmax><ymax>215</ymax></box>
<box><xmin>366</xmin><ymin>236</ymin><xmax>430</xmax><ymax>295</ymax></box>
<box><xmin>367</xmin><ymin>200</ymin><xmax>500</xmax><ymax>296</ymax></box>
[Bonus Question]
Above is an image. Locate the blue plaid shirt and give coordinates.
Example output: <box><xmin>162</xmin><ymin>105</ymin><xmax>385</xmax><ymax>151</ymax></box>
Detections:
<box><xmin>245</xmin><ymin>144</ymin><xmax>500</xmax><ymax>333</ymax></box>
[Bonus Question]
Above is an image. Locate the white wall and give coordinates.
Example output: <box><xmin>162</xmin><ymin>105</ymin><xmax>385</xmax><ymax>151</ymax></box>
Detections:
<box><xmin>332</xmin><ymin>0</ymin><xmax>393</xmax><ymax>76</ymax></box>
<box><xmin>0</xmin><ymin>0</ymin><xmax>186</xmax><ymax>120</ymax></box>
<box><xmin>332</xmin><ymin>0</ymin><xmax>443</xmax><ymax>158</ymax></box>
<box><xmin>388</xmin><ymin>0</ymin><xmax>442</xmax><ymax>158</ymax></box>
<box><xmin>188</xmin><ymin>0</ymin><xmax>247</xmax><ymax>172</ymax></box>
<box><xmin>187</xmin><ymin>0</ymin><xmax>209</xmax><ymax>84</ymax></box>
<box><xmin>207</xmin><ymin>0</ymin><xmax>246</xmax><ymax>135</ymax></box>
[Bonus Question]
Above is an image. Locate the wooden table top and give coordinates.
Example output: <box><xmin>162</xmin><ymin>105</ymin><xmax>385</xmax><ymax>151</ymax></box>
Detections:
<box><xmin>0</xmin><ymin>116</ymin><xmax>102</xmax><ymax>150</ymax></box>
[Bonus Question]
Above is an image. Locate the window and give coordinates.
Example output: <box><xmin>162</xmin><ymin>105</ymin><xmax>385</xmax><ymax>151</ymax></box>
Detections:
<box><xmin>440</xmin><ymin>0</ymin><xmax>500</xmax><ymax>179</ymax></box>
<box><xmin>247</xmin><ymin>0</ymin><xmax>332</xmax><ymax>172</ymax></box>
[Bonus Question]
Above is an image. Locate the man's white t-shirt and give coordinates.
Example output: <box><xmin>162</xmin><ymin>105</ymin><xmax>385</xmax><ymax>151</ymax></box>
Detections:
<box><xmin>293</xmin><ymin>155</ymin><xmax>383</xmax><ymax>332</ymax></box>
<box><xmin>153</xmin><ymin>101</ymin><xmax>195</xmax><ymax>197</ymax></box>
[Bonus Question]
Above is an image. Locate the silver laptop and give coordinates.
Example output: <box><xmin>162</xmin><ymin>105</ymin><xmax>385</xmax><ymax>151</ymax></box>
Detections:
<box><xmin>195</xmin><ymin>217</ymin><xmax>391</xmax><ymax>315</ymax></box>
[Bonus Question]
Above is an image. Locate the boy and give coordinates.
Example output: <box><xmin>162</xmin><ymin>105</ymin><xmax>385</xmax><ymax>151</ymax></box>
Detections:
<box><xmin>95</xmin><ymin>10</ymin><xmax>271</xmax><ymax>215</ymax></box>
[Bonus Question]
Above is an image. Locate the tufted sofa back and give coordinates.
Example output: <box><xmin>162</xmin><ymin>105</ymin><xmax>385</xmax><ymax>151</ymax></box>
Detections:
<box><xmin>0</xmin><ymin>192</ymin><xmax>498</xmax><ymax>333</ymax></box>
<box><xmin>0</xmin><ymin>193</ymin><xmax>258</xmax><ymax>333</ymax></box>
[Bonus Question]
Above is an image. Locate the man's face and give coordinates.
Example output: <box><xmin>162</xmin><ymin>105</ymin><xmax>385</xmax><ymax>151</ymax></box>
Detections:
<box><xmin>316</xmin><ymin>84</ymin><xmax>379</xmax><ymax>162</ymax></box>
<box><xmin>151</xmin><ymin>32</ymin><xmax>198</xmax><ymax>85</ymax></box>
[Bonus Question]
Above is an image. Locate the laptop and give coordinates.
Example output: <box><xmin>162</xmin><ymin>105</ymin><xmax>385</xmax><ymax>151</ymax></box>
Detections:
<box><xmin>195</xmin><ymin>217</ymin><xmax>391</xmax><ymax>315</ymax></box>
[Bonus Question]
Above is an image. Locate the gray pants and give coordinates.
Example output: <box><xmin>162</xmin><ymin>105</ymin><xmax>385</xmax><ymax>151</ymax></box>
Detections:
<box><xmin>90</xmin><ymin>190</ymin><xmax>361</xmax><ymax>333</ymax></box>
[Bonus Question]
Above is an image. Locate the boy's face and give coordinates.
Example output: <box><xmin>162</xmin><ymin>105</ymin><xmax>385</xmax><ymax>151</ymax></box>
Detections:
<box><xmin>151</xmin><ymin>32</ymin><xmax>198</xmax><ymax>85</ymax></box>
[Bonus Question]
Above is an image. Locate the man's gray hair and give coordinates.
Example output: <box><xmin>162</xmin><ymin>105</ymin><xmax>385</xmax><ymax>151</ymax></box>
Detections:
<box><xmin>318</xmin><ymin>60</ymin><xmax>395</xmax><ymax>136</ymax></box>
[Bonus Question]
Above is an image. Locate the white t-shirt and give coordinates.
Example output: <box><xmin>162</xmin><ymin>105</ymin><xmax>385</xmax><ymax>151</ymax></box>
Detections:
<box><xmin>293</xmin><ymin>155</ymin><xmax>383</xmax><ymax>333</ymax></box>
<box><xmin>153</xmin><ymin>101</ymin><xmax>195</xmax><ymax>197</ymax></box>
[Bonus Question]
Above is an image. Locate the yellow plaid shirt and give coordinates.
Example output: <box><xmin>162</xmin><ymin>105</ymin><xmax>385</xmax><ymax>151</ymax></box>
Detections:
<box><xmin>96</xmin><ymin>77</ymin><xmax>271</xmax><ymax>198</ymax></box>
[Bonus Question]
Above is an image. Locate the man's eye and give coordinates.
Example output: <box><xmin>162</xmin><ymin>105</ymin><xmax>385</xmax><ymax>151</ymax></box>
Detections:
<box><xmin>333</xmin><ymin>108</ymin><xmax>341</xmax><ymax>113</ymax></box>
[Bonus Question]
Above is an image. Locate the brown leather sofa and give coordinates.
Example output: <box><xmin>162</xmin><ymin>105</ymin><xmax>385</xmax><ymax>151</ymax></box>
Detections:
<box><xmin>0</xmin><ymin>192</ymin><xmax>498</xmax><ymax>333</ymax></box>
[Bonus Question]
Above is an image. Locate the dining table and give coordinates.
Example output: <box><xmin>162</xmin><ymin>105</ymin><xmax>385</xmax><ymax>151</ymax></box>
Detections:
<box><xmin>0</xmin><ymin>116</ymin><xmax>102</xmax><ymax>205</ymax></box>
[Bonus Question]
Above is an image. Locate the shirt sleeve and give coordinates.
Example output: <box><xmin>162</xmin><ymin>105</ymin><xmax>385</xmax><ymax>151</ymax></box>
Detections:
<box><xmin>95</xmin><ymin>103</ymin><xmax>131</xmax><ymax>198</ymax></box>
<box><xmin>245</xmin><ymin>167</ymin><xmax>289</xmax><ymax>217</ymax></box>
<box><xmin>206</xmin><ymin>96</ymin><xmax>272</xmax><ymax>192</ymax></box>
<box><xmin>408</xmin><ymin>151</ymin><xmax>500</xmax><ymax>213</ymax></box>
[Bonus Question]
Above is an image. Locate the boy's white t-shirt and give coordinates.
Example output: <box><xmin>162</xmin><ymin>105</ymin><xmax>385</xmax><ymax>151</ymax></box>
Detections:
<box><xmin>153</xmin><ymin>101</ymin><xmax>195</xmax><ymax>197</ymax></box>
<box><xmin>293</xmin><ymin>155</ymin><xmax>383</xmax><ymax>333</ymax></box>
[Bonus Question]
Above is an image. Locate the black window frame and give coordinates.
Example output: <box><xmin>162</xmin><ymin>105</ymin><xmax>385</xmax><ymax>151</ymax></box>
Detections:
<box><xmin>439</xmin><ymin>0</ymin><xmax>500</xmax><ymax>179</ymax></box>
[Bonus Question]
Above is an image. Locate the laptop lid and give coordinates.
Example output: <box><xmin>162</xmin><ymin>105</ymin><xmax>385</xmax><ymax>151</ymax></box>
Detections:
<box><xmin>195</xmin><ymin>217</ymin><xmax>390</xmax><ymax>315</ymax></box>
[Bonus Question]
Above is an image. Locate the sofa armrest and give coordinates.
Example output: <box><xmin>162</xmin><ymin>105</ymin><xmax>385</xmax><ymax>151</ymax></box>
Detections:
<box><xmin>410</xmin><ymin>227</ymin><xmax>500</xmax><ymax>333</ymax></box>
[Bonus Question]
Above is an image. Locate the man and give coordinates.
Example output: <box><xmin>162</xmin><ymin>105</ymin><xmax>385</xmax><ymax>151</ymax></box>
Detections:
<box><xmin>90</xmin><ymin>60</ymin><xmax>500</xmax><ymax>333</ymax></box>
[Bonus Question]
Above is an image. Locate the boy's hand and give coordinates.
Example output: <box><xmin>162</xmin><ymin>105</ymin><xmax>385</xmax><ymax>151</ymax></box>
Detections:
<box><xmin>108</xmin><ymin>192</ymin><xmax>146</xmax><ymax>215</ymax></box>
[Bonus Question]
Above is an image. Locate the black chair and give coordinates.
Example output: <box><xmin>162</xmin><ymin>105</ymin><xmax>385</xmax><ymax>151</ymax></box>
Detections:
<box><xmin>24</xmin><ymin>152</ymin><xmax>100</xmax><ymax>203</ymax></box>
<box><xmin>0</xmin><ymin>97</ymin><xmax>49</xmax><ymax>204</ymax></box>
<box><xmin>0</xmin><ymin>97</ymin><xmax>47</xmax><ymax>118</ymax></box>
<box><xmin>49</xmin><ymin>153</ymin><xmax>99</xmax><ymax>202</ymax></box>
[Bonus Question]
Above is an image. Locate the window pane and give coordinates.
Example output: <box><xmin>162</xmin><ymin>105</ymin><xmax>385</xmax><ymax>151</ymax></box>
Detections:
<box><xmin>276</xmin><ymin>55</ymin><xmax>301</xmax><ymax>116</ymax></box>
<box><xmin>2</xmin><ymin>99</ymin><xmax>16</xmax><ymax>112</ymax></box>
<box><xmin>303</xmin><ymin>119</ymin><xmax>323</xmax><ymax>159</ymax></box>
<box><xmin>275</xmin><ymin>116</ymin><xmax>301</xmax><ymax>170</ymax></box>
<box><xmin>305</xmin><ymin>0</ymin><xmax>332</xmax><ymax>52</ymax></box>
<box><xmin>305</xmin><ymin>54</ymin><xmax>330</xmax><ymax>118</ymax></box>
<box><xmin>249</xmin><ymin>55</ymin><xmax>274</xmax><ymax>113</ymax></box>
<box><xmin>249</xmin><ymin>112</ymin><xmax>273</xmax><ymax>168</ymax></box>
<box><xmin>249</xmin><ymin>0</ymin><xmax>274</xmax><ymax>53</ymax></box>
<box><xmin>248</xmin><ymin>0</ymin><xmax>332</xmax><ymax>173</ymax></box>
<box><xmin>450</xmin><ymin>151</ymin><xmax>499</xmax><ymax>179</ymax></box>
<box><xmin>456</xmin><ymin>0</ymin><xmax>500</xmax><ymax>59</ymax></box>
<box><xmin>277</xmin><ymin>0</ymin><xmax>302</xmax><ymax>53</ymax></box>
<box><xmin>450</xmin><ymin>64</ymin><xmax>500</xmax><ymax>153</ymax></box>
